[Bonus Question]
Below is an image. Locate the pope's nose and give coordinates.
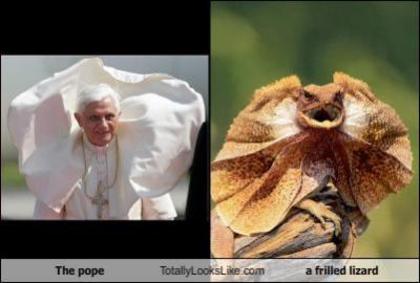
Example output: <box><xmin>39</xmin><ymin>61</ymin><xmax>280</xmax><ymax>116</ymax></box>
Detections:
<box><xmin>97</xmin><ymin>118</ymin><xmax>109</xmax><ymax>130</ymax></box>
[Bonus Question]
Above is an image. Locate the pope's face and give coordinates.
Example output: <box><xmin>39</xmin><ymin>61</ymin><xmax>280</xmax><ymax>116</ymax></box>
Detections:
<box><xmin>75</xmin><ymin>97</ymin><xmax>120</xmax><ymax>146</ymax></box>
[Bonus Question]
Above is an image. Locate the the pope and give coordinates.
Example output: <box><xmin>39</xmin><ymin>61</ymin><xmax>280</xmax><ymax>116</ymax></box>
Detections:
<box><xmin>7</xmin><ymin>58</ymin><xmax>205</xmax><ymax>220</ymax></box>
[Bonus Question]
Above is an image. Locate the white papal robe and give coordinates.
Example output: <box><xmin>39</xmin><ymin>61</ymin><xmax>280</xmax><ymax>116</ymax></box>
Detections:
<box><xmin>7</xmin><ymin>58</ymin><xmax>205</xmax><ymax>220</ymax></box>
<box><xmin>32</xmin><ymin>135</ymin><xmax>178</xmax><ymax>220</ymax></box>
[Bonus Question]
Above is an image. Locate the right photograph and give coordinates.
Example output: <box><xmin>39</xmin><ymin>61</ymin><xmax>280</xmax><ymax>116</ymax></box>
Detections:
<box><xmin>210</xmin><ymin>1</ymin><xmax>418</xmax><ymax>258</ymax></box>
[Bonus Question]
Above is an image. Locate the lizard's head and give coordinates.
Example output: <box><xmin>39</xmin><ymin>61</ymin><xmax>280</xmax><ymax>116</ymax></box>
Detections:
<box><xmin>296</xmin><ymin>83</ymin><xmax>344</xmax><ymax>129</ymax></box>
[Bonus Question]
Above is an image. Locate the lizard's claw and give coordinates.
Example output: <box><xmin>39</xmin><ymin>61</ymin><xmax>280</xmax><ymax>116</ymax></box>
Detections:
<box><xmin>297</xmin><ymin>199</ymin><xmax>342</xmax><ymax>236</ymax></box>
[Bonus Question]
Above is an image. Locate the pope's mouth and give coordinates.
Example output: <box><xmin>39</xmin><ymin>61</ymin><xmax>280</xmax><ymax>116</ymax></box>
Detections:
<box><xmin>95</xmin><ymin>132</ymin><xmax>112</xmax><ymax>137</ymax></box>
<box><xmin>300</xmin><ymin>104</ymin><xmax>343</xmax><ymax>129</ymax></box>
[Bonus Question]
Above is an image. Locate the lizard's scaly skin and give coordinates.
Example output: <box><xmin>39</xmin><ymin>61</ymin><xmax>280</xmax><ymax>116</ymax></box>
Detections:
<box><xmin>212</xmin><ymin>72</ymin><xmax>413</xmax><ymax>237</ymax></box>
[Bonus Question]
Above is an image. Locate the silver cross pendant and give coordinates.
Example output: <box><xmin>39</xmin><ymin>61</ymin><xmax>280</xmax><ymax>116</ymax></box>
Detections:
<box><xmin>92</xmin><ymin>187</ymin><xmax>109</xmax><ymax>219</ymax></box>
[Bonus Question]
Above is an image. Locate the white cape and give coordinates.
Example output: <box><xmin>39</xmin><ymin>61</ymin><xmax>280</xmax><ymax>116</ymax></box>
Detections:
<box><xmin>7</xmin><ymin>57</ymin><xmax>205</xmax><ymax>216</ymax></box>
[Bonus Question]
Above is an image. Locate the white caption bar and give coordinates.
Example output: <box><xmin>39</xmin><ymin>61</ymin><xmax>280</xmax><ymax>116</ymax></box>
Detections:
<box><xmin>1</xmin><ymin>259</ymin><xmax>418</xmax><ymax>282</ymax></box>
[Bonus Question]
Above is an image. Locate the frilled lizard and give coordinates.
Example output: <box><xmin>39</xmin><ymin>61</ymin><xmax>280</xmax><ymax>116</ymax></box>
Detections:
<box><xmin>211</xmin><ymin>72</ymin><xmax>413</xmax><ymax>258</ymax></box>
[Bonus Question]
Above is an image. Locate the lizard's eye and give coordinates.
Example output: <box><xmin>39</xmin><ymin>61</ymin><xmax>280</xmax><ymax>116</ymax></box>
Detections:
<box><xmin>334</xmin><ymin>91</ymin><xmax>343</xmax><ymax>102</ymax></box>
<box><xmin>303</xmin><ymin>91</ymin><xmax>314</xmax><ymax>100</ymax></box>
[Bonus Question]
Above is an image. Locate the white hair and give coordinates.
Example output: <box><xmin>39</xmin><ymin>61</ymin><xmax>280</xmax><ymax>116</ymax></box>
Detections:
<box><xmin>76</xmin><ymin>84</ymin><xmax>121</xmax><ymax>113</ymax></box>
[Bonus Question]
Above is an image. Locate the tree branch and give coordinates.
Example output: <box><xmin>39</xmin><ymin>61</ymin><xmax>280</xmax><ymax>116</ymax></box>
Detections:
<box><xmin>214</xmin><ymin>185</ymin><xmax>369</xmax><ymax>259</ymax></box>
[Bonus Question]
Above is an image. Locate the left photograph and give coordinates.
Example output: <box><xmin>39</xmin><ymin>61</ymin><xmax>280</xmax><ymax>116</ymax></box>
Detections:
<box><xmin>1</xmin><ymin>55</ymin><xmax>207</xmax><ymax>220</ymax></box>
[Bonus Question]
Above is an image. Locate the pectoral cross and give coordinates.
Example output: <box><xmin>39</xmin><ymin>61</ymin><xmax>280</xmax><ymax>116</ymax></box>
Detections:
<box><xmin>92</xmin><ymin>182</ymin><xmax>109</xmax><ymax>219</ymax></box>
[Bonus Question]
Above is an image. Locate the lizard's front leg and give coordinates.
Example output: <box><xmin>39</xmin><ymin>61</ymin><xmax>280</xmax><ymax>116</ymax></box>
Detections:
<box><xmin>297</xmin><ymin>198</ymin><xmax>342</xmax><ymax>236</ymax></box>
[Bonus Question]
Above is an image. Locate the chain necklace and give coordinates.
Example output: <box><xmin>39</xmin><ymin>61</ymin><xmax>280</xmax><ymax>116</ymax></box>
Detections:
<box><xmin>81</xmin><ymin>134</ymin><xmax>119</xmax><ymax>219</ymax></box>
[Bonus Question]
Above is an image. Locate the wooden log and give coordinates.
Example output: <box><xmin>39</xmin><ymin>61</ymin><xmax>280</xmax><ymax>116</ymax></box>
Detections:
<box><xmin>212</xmin><ymin>185</ymin><xmax>369</xmax><ymax>259</ymax></box>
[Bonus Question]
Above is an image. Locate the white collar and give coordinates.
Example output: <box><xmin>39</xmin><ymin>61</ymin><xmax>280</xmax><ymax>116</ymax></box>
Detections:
<box><xmin>83</xmin><ymin>133</ymin><xmax>116</xmax><ymax>154</ymax></box>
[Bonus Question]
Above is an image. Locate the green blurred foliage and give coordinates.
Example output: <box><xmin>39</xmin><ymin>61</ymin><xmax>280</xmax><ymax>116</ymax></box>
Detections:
<box><xmin>2</xmin><ymin>161</ymin><xmax>25</xmax><ymax>188</ymax></box>
<box><xmin>211</xmin><ymin>1</ymin><xmax>418</xmax><ymax>257</ymax></box>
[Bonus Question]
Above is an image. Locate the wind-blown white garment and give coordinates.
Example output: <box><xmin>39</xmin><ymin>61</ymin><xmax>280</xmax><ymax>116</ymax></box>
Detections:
<box><xmin>32</xmin><ymin>134</ymin><xmax>178</xmax><ymax>220</ymax></box>
<box><xmin>7</xmin><ymin>57</ymin><xmax>205</xmax><ymax>219</ymax></box>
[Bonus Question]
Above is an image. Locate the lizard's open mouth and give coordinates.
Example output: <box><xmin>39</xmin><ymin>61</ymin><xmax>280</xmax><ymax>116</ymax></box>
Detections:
<box><xmin>300</xmin><ymin>104</ymin><xmax>344</xmax><ymax>129</ymax></box>
<box><xmin>307</xmin><ymin>104</ymin><xmax>340</xmax><ymax>122</ymax></box>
